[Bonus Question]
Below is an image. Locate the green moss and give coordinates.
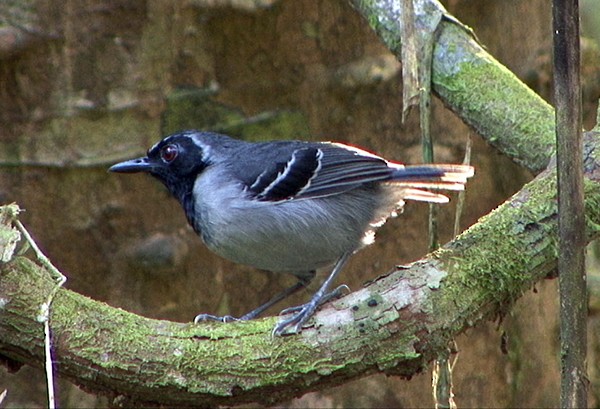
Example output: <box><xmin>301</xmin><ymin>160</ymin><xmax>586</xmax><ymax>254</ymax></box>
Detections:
<box><xmin>351</xmin><ymin>3</ymin><xmax>555</xmax><ymax>174</ymax></box>
<box><xmin>0</xmin><ymin>204</ymin><xmax>21</xmax><ymax>262</ymax></box>
<box><xmin>585</xmin><ymin>178</ymin><xmax>600</xmax><ymax>236</ymax></box>
<box><xmin>161</xmin><ymin>87</ymin><xmax>310</xmax><ymax>141</ymax></box>
<box><xmin>60</xmin><ymin>110</ymin><xmax>157</xmax><ymax>164</ymax></box>
<box><xmin>223</xmin><ymin>111</ymin><xmax>310</xmax><ymax>142</ymax></box>
<box><xmin>351</xmin><ymin>0</ymin><xmax>402</xmax><ymax>55</ymax></box>
<box><xmin>586</xmin><ymin>131</ymin><xmax>600</xmax><ymax>170</ymax></box>
<box><xmin>432</xmin><ymin>171</ymin><xmax>560</xmax><ymax>327</ymax></box>
<box><xmin>435</xmin><ymin>68</ymin><xmax>553</xmax><ymax>171</ymax></box>
<box><xmin>2</xmin><ymin>250</ymin><xmax>437</xmax><ymax>400</ymax></box>
<box><xmin>161</xmin><ymin>87</ymin><xmax>244</xmax><ymax>135</ymax></box>
<box><xmin>433</xmin><ymin>23</ymin><xmax>555</xmax><ymax>173</ymax></box>
<box><xmin>51</xmin><ymin>281</ymin><xmax>363</xmax><ymax>395</ymax></box>
<box><xmin>0</xmin><ymin>109</ymin><xmax>157</xmax><ymax>167</ymax></box>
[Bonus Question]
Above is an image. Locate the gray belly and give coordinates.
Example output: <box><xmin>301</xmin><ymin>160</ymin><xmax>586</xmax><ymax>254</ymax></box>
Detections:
<box><xmin>196</xmin><ymin>187</ymin><xmax>388</xmax><ymax>275</ymax></box>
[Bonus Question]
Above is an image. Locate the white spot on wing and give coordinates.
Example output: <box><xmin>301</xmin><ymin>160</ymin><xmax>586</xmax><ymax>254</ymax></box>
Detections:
<box><xmin>258</xmin><ymin>150</ymin><xmax>299</xmax><ymax>198</ymax></box>
<box><xmin>296</xmin><ymin>148</ymin><xmax>323</xmax><ymax>196</ymax></box>
<box><xmin>249</xmin><ymin>171</ymin><xmax>267</xmax><ymax>191</ymax></box>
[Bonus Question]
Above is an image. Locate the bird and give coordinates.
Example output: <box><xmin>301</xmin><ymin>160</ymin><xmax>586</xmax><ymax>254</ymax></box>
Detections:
<box><xmin>109</xmin><ymin>130</ymin><xmax>474</xmax><ymax>335</ymax></box>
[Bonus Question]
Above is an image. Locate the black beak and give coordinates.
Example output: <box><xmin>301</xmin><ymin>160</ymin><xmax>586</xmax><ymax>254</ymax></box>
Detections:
<box><xmin>108</xmin><ymin>157</ymin><xmax>154</xmax><ymax>173</ymax></box>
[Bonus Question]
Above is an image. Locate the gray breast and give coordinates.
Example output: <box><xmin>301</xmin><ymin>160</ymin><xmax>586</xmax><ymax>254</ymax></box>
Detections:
<box><xmin>192</xmin><ymin>169</ymin><xmax>393</xmax><ymax>275</ymax></box>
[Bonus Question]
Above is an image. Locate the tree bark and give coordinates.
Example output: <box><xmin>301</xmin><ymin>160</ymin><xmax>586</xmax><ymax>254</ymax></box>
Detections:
<box><xmin>553</xmin><ymin>0</ymin><xmax>588</xmax><ymax>406</ymax></box>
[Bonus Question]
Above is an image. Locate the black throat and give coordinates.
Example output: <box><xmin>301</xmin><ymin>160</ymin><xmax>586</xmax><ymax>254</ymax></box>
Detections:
<box><xmin>153</xmin><ymin>173</ymin><xmax>200</xmax><ymax>233</ymax></box>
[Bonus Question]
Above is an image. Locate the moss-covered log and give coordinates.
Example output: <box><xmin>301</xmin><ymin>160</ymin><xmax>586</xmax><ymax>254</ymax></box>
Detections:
<box><xmin>1</xmin><ymin>132</ymin><xmax>599</xmax><ymax>407</ymax></box>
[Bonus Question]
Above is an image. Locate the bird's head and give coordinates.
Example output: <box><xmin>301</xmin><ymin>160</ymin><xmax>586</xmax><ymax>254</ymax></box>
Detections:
<box><xmin>109</xmin><ymin>131</ymin><xmax>208</xmax><ymax>203</ymax></box>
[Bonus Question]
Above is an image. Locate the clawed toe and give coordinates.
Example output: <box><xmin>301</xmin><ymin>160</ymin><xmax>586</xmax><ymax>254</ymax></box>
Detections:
<box><xmin>193</xmin><ymin>313</ymin><xmax>241</xmax><ymax>324</ymax></box>
<box><xmin>273</xmin><ymin>284</ymin><xmax>350</xmax><ymax>336</ymax></box>
<box><xmin>272</xmin><ymin>304</ymin><xmax>314</xmax><ymax>336</ymax></box>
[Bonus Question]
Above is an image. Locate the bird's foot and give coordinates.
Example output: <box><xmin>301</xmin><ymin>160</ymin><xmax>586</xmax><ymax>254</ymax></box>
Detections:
<box><xmin>273</xmin><ymin>284</ymin><xmax>350</xmax><ymax>336</ymax></box>
<box><xmin>272</xmin><ymin>302</ymin><xmax>316</xmax><ymax>336</ymax></box>
<box><xmin>193</xmin><ymin>313</ymin><xmax>243</xmax><ymax>324</ymax></box>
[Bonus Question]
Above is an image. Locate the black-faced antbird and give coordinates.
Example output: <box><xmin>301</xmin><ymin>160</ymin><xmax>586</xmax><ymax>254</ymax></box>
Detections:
<box><xmin>110</xmin><ymin>131</ymin><xmax>474</xmax><ymax>335</ymax></box>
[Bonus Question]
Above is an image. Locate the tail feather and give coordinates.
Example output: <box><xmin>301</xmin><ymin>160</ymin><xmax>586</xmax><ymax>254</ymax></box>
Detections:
<box><xmin>389</xmin><ymin>164</ymin><xmax>474</xmax><ymax>203</ymax></box>
<box><xmin>401</xmin><ymin>188</ymin><xmax>450</xmax><ymax>203</ymax></box>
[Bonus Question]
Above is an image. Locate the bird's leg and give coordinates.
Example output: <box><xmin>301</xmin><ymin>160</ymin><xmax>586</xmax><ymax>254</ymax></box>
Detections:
<box><xmin>239</xmin><ymin>276</ymin><xmax>312</xmax><ymax>320</ymax></box>
<box><xmin>273</xmin><ymin>251</ymin><xmax>352</xmax><ymax>336</ymax></box>
<box><xmin>277</xmin><ymin>284</ymin><xmax>349</xmax><ymax>315</ymax></box>
<box><xmin>193</xmin><ymin>273</ymin><xmax>314</xmax><ymax>324</ymax></box>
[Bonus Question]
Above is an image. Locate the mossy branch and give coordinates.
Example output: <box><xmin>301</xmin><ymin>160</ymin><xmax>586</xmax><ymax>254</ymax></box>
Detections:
<box><xmin>1</xmin><ymin>132</ymin><xmax>600</xmax><ymax>407</ymax></box>
<box><xmin>349</xmin><ymin>0</ymin><xmax>556</xmax><ymax>174</ymax></box>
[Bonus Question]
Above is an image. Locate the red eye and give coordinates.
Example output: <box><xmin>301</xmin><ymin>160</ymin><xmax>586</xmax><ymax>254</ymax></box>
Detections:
<box><xmin>160</xmin><ymin>144</ymin><xmax>178</xmax><ymax>163</ymax></box>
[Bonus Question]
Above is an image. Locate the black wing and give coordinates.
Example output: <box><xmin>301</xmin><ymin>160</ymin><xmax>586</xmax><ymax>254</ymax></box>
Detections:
<box><xmin>245</xmin><ymin>142</ymin><xmax>393</xmax><ymax>202</ymax></box>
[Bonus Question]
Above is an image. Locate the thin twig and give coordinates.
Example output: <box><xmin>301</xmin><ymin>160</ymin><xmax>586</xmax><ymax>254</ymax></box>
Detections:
<box><xmin>14</xmin><ymin>220</ymin><xmax>66</xmax><ymax>409</ymax></box>
<box><xmin>453</xmin><ymin>135</ymin><xmax>472</xmax><ymax>237</ymax></box>
<box><xmin>432</xmin><ymin>350</ymin><xmax>456</xmax><ymax>409</ymax></box>
<box><xmin>433</xmin><ymin>137</ymin><xmax>470</xmax><ymax>408</ymax></box>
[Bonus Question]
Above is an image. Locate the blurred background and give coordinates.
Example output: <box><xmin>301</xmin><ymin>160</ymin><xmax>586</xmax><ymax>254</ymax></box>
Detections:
<box><xmin>1</xmin><ymin>0</ymin><xmax>600</xmax><ymax>407</ymax></box>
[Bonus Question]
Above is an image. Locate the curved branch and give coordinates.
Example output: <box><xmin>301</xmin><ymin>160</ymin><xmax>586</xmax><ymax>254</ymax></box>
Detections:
<box><xmin>1</xmin><ymin>132</ymin><xmax>600</xmax><ymax>406</ymax></box>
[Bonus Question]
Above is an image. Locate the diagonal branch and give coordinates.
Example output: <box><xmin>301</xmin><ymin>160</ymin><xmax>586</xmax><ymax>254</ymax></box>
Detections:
<box><xmin>349</xmin><ymin>0</ymin><xmax>556</xmax><ymax>174</ymax></box>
